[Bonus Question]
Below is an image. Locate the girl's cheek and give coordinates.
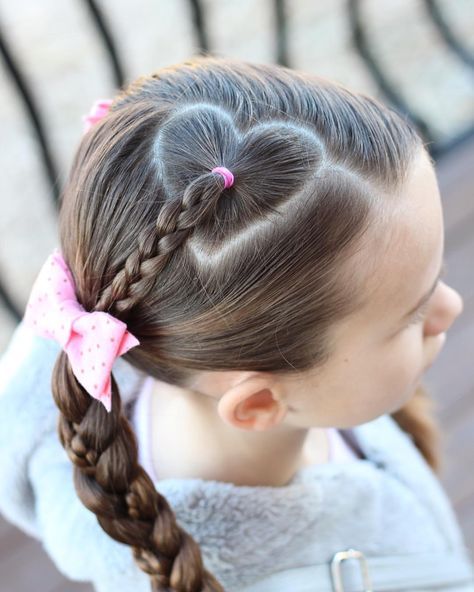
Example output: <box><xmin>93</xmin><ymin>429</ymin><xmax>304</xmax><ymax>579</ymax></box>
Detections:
<box><xmin>398</xmin><ymin>325</ymin><xmax>447</xmax><ymax>378</ymax></box>
<box><xmin>421</xmin><ymin>331</ymin><xmax>447</xmax><ymax>370</ymax></box>
<box><xmin>391</xmin><ymin>327</ymin><xmax>426</xmax><ymax>372</ymax></box>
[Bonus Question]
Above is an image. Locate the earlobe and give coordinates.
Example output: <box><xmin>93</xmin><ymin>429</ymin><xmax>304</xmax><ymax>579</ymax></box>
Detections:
<box><xmin>217</xmin><ymin>377</ymin><xmax>288</xmax><ymax>431</ymax></box>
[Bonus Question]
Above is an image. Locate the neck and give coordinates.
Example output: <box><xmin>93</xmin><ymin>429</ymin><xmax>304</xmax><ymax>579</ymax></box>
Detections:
<box><xmin>148</xmin><ymin>378</ymin><xmax>330</xmax><ymax>487</ymax></box>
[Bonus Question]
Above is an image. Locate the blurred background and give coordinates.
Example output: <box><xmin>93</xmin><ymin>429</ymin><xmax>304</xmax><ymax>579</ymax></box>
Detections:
<box><xmin>0</xmin><ymin>0</ymin><xmax>473</xmax><ymax>590</ymax></box>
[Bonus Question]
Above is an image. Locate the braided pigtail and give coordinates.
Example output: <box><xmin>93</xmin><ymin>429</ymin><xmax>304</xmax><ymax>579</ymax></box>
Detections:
<box><xmin>52</xmin><ymin>134</ymin><xmax>238</xmax><ymax>588</ymax></box>
<box><xmin>50</xmin><ymin>238</ymin><xmax>227</xmax><ymax>589</ymax></box>
<box><xmin>391</xmin><ymin>382</ymin><xmax>442</xmax><ymax>475</ymax></box>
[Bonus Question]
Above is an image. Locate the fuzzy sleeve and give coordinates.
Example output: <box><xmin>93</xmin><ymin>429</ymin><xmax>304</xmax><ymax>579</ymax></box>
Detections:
<box><xmin>0</xmin><ymin>321</ymin><xmax>62</xmax><ymax>539</ymax></box>
<box><xmin>26</xmin><ymin>428</ymin><xmax>150</xmax><ymax>588</ymax></box>
<box><xmin>0</xmin><ymin>320</ymin><xmax>145</xmax><ymax>543</ymax></box>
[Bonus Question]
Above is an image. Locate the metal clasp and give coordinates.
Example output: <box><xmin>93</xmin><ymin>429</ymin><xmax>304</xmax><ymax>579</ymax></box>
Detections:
<box><xmin>330</xmin><ymin>548</ymin><xmax>373</xmax><ymax>592</ymax></box>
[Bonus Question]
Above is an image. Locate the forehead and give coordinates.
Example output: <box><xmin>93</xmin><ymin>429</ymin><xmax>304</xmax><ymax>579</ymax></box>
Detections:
<box><xmin>356</xmin><ymin>150</ymin><xmax>444</xmax><ymax>324</ymax></box>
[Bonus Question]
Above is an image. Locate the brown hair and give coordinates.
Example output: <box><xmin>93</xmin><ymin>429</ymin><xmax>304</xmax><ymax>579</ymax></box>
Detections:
<box><xmin>52</xmin><ymin>55</ymin><xmax>441</xmax><ymax>591</ymax></box>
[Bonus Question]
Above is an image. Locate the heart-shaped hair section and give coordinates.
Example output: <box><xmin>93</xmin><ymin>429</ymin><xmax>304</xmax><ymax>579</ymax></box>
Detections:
<box><xmin>155</xmin><ymin>103</ymin><xmax>324</xmax><ymax>204</ymax></box>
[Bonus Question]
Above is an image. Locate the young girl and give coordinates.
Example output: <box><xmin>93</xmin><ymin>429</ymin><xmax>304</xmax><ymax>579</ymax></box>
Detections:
<box><xmin>0</xmin><ymin>55</ymin><xmax>473</xmax><ymax>592</ymax></box>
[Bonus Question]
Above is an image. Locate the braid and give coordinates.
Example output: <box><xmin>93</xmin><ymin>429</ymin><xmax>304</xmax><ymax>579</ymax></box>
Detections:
<box><xmin>52</xmin><ymin>351</ymin><xmax>225</xmax><ymax>591</ymax></box>
<box><xmin>96</xmin><ymin>172</ymin><xmax>225</xmax><ymax>316</ymax></box>
<box><xmin>52</xmin><ymin>167</ymin><xmax>231</xmax><ymax>590</ymax></box>
<box><xmin>391</xmin><ymin>383</ymin><xmax>443</xmax><ymax>475</ymax></box>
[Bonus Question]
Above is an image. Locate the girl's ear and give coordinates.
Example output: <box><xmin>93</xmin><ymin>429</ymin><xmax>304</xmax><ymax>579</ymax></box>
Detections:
<box><xmin>217</xmin><ymin>374</ymin><xmax>288</xmax><ymax>431</ymax></box>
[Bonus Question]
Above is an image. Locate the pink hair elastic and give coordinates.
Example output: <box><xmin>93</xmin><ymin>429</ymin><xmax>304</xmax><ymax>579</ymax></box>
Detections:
<box><xmin>212</xmin><ymin>166</ymin><xmax>234</xmax><ymax>189</ymax></box>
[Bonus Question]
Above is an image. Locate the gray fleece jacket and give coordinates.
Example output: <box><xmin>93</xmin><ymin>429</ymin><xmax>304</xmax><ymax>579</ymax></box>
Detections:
<box><xmin>0</xmin><ymin>321</ymin><xmax>473</xmax><ymax>592</ymax></box>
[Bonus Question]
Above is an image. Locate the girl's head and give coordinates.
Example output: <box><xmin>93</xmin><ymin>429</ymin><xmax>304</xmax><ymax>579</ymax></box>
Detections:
<box><xmin>52</xmin><ymin>55</ymin><xmax>462</xmax><ymax>590</ymax></box>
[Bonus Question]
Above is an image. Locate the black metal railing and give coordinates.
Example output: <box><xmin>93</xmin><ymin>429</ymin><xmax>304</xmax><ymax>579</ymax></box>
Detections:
<box><xmin>0</xmin><ymin>0</ymin><xmax>473</xmax><ymax>322</ymax></box>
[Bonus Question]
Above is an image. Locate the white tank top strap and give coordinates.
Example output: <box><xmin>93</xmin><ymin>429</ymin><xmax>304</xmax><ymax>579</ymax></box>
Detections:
<box><xmin>326</xmin><ymin>427</ymin><xmax>361</xmax><ymax>462</ymax></box>
<box><xmin>130</xmin><ymin>375</ymin><xmax>159</xmax><ymax>482</ymax></box>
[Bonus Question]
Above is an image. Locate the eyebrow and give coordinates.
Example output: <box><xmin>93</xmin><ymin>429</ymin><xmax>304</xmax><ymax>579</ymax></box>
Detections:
<box><xmin>401</xmin><ymin>258</ymin><xmax>447</xmax><ymax>322</ymax></box>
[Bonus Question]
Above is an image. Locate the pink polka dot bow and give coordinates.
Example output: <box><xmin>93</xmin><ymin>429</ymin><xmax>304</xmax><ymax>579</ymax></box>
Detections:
<box><xmin>23</xmin><ymin>248</ymin><xmax>140</xmax><ymax>412</ymax></box>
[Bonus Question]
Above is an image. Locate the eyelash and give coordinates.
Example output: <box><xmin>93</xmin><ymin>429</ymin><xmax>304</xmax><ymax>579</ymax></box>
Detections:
<box><xmin>406</xmin><ymin>306</ymin><xmax>429</xmax><ymax>326</ymax></box>
<box><xmin>405</xmin><ymin>287</ymin><xmax>438</xmax><ymax>327</ymax></box>
<box><xmin>402</xmin><ymin>263</ymin><xmax>448</xmax><ymax>330</ymax></box>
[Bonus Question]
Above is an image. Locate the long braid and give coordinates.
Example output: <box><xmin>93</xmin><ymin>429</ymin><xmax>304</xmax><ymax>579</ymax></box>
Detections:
<box><xmin>52</xmin><ymin>172</ymin><xmax>228</xmax><ymax>591</ymax></box>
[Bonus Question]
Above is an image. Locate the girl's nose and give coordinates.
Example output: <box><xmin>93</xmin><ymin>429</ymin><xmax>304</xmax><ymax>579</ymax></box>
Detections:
<box><xmin>424</xmin><ymin>281</ymin><xmax>464</xmax><ymax>337</ymax></box>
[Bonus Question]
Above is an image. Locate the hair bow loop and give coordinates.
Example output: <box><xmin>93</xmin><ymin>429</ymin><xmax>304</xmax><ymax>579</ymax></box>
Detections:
<box><xmin>82</xmin><ymin>98</ymin><xmax>113</xmax><ymax>133</ymax></box>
